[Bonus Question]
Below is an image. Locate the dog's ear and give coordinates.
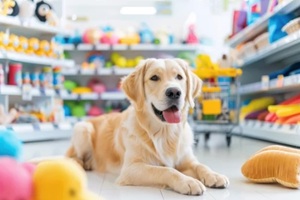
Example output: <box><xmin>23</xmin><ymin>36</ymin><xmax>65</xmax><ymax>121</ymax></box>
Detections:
<box><xmin>121</xmin><ymin>60</ymin><xmax>148</xmax><ymax>110</ymax></box>
<box><xmin>175</xmin><ymin>59</ymin><xmax>202</xmax><ymax>108</ymax></box>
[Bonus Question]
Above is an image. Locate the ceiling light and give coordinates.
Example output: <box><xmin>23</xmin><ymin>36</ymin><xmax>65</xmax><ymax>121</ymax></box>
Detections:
<box><xmin>120</xmin><ymin>6</ymin><xmax>157</xmax><ymax>15</ymax></box>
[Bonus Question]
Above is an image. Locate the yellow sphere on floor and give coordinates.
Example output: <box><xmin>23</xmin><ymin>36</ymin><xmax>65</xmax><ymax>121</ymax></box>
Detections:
<box><xmin>33</xmin><ymin>159</ymin><xmax>103</xmax><ymax>200</ymax></box>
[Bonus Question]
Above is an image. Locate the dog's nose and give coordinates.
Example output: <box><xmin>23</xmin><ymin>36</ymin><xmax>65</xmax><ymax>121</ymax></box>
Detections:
<box><xmin>165</xmin><ymin>87</ymin><xmax>181</xmax><ymax>100</ymax></box>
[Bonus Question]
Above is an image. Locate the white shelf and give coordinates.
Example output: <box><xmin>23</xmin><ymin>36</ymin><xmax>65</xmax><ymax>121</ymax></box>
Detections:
<box><xmin>236</xmin><ymin>120</ymin><xmax>300</xmax><ymax>147</ymax></box>
<box><xmin>235</xmin><ymin>29</ymin><xmax>300</xmax><ymax>68</ymax></box>
<box><xmin>0</xmin><ymin>51</ymin><xmax>74</xmax><ymax>67</ymax></box>
<box><xmin>80</xmin><ymin>93</ymin><xmax>99</xmax><ymax>100</ymax></box>
<box><xmin>63</xmin><ymin>44</ymin><xmax>204</xmax><ymax>51</ymax></box>
<box><xmin>60</xmin><ymin>91</ymin><xmax>126</xmax><ymax>100</ymax></box>
<box><xmin>114</xmin><ymin>68</ymin><xmax>135</xmax><ymax>76</ymax></box>
<box><xmin>1</xmin><ymin>123</ymin><xmax>73</xmax><ymax>142</ymax></box>
<box><xmin>101</xmin><ymin>91</ymin><xmax>126</xmax><ymax>100</ymax></box>
<box><xmin>0</xmin><ymin>85</ymin><xmax>55</xmax><ymax>97</ymax></box>
<box><xmin>62</xmin><ymin>67</ymin><xmax>133</xmax><ymax>76</ymax></box>
<box><xmin>227</xmin><ymin>0</ymin><xmax>300</xmax><ymax>47</ymax></box>
<box><xmin>237</xmin><ymin>74</ymin><xmax>300</xmax><ymax>96</ymax></box>
<box><xmin>0</xmin><ymin>16</ymin><xmax>71</xmax><ymax>36</ymax></box>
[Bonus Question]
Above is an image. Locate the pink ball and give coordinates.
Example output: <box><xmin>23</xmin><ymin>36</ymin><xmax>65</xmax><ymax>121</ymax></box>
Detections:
<box><xmin>88</xmin><ymin>106</ymin><xmax>103</xmax><ymax>116</ymax></box>
<box><xmin>0</xmin><ymin>157</ymin><xmax>35</xmax><ymax>200</ymax></box>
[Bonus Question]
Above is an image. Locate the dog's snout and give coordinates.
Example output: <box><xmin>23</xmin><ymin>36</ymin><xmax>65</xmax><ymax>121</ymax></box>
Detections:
<box><xmin>165</xmin><ymin>87</ymin><xmax>181</xmax><ymax>100</ymax></box>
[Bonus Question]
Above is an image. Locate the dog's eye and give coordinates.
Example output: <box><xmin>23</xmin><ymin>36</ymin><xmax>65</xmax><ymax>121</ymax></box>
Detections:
<box><xmin>150</xmin><ymin>75</ymin><xmax>159</xmax><ymax>81</ymax></box>
<box><xmin>176</xmin><ymin>74</ymin><xmax>183</xmax><ymax>80</ymax></box>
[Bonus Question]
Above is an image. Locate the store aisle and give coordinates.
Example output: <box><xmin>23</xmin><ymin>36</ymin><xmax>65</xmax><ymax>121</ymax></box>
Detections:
<box><xmin>23</xmin><ymin>135</ymin><xmax>300</xmax><ymax>200</ymax></box>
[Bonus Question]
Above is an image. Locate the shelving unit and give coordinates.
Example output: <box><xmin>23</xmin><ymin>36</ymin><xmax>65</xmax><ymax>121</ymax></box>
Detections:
<box><xmin>236</xmin><ymin>74</ymin><xmax>300</xmax><ymax>96</ymax></box>
<box><xmin>234</xmin><ymin>29</ymin><xmax>300</xmax><ymax>68</ymax></box>
<box><xmin>227</xmin><ymin>0</ymin><xmax>300</xmax><ymax>147</ymax></box>
<box><xmin>0</xmin><ymin>122</ymin><xmax>73</xmax><ymax>142</ymax></box>
<box><xmin>0</xmin><ymin>16</ymin><xmax>71</xmax><ymax>37</ymax></box>
<box><xmin>227</xmin><ymin>0</ymin><xmax>300</xmax><ymax>47</ymax></box>
<box><xmin>62</xmin><ymin>43</ymin><xmax>207</xmax><ymax>51</ymax></box>
<box><xmin>0</xmin><ymin>51</ymin><xmax>74</xmax><ymax>67</ymax></box>
<box><xmin>235</xmin><ymin>120</ymin><xmax>300</xmax><ymax>147</ymax></box>
<box><xmin>0</xmin><ymin>12</ymin><xmax>76</xmax><ymax>142</ymax></box>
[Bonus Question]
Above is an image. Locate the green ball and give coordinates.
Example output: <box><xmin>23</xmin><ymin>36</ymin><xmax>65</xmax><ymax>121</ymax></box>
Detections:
<box><xmin>154</xmin><ymin>38</ymin><xmax>160</xmax><ymax>44</ymax></box>
<box><xmin>71</xmin><ymin>105</ymin><xmax>86</xmax><ymax>117</ymax></box>
<box><xmin>64</xmin><ymin>80</ymin><xmax>77</xmax><ymax>91</ymax></box>
<box><xmin>105</xmin><ymin>61</ymin><xmax>113</xmax><ymax>68</ymax></box>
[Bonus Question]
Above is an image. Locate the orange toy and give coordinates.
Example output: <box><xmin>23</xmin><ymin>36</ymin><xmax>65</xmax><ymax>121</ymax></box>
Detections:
<box><xmin>242</xmin><ymin>145</ymin><xmax>300</xmax><ymax>188</ymax></box>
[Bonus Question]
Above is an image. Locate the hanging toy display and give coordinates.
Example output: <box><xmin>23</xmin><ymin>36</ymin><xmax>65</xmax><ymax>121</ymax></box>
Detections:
<box><xmin>35</xmin><ymin>0</ymin><xmax>59</xmax><ymax>26</ymax></box>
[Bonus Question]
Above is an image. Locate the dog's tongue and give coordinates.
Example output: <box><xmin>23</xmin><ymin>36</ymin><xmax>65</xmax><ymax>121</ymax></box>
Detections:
<box><xmin>162</xmin><ymin>107</ymin><xmax>181</xmax><ymax>123</ymax></box>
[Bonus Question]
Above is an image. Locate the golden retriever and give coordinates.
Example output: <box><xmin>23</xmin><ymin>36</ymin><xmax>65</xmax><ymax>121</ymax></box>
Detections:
<box><xmin>66</xmin><ymin>58</ymin><xmax>229</xmax><ymax>195</ymax></box>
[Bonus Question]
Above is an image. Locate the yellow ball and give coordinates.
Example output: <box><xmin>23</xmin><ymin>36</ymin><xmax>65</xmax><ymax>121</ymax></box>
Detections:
<box><xmin>116</xmin><ymin>57</ymin><xmax>127</xmax><ymax>67</ymax></box>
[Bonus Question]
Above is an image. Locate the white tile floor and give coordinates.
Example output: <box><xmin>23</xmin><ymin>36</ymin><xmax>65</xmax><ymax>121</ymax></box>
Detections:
<box><xmin>23</xmin><ymin>134</ymin><xmax>300</xmax><ymax>200</ymax></box>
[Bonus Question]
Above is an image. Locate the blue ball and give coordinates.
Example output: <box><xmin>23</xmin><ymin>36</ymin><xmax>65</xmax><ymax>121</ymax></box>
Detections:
<box><xmin>0</xmin><ymin>130</ymin><xmax>22</xmax><ymax>159</ymax></box>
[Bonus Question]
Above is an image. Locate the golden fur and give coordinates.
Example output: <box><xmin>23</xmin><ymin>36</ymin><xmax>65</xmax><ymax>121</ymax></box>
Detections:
<box><xmin>66</xmin><ymin>58</ymin><xmax>229</xmax><ymax>195</ymax></box>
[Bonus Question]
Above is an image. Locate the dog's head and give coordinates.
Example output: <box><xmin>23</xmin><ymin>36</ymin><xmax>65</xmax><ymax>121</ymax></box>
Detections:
<box><xmin>122</xmin><ymin>58</ymin><xmax>202</xmax><ymax>124</ymax></box>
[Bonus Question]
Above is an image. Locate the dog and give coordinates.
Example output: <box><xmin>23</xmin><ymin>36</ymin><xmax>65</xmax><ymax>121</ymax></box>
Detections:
<box><xmin>66</xmin><ymin>58</ymin><xmax>229</xmax><ymax>195</ymax></box>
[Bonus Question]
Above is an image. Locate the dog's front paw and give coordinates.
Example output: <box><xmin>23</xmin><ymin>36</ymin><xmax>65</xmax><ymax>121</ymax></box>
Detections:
<box><xmin>200</xmin><ymin>172</ymin><xmax>229</xmax><ymax>188</ymax></box>
<box><xmin>172</xmin><ymin>177</ymin><xmax>206</xmax><ymax>195</ymax></box>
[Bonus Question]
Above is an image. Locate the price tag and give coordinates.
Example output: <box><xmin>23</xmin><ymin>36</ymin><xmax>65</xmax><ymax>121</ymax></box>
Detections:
<box><xmin>261</xmin><ymin>75</ymin><xmax>269</xmax><ymax>90</ymax></box>
<box><xmin>22</xmin><ymin>84</ymin><xmax>32</xmax><ymax>101</ymax></box>
<box><xmin>276</xmin><ymin>75</ymin><xmax>284</xmax><ymax>88</ymax></box>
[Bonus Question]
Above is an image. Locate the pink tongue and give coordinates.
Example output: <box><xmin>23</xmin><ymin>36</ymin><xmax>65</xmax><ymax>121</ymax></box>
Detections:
<box><xmin>162</xmin><ymin>108</ymin><xmax>181</xmax><ymax>123</ymax></box>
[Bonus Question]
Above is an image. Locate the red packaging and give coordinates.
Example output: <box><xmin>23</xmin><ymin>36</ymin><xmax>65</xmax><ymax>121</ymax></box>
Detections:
<box><xmin>8</xmin><ymin>63</ymin><xmax>22</xmax><ymax>86</ymax></box>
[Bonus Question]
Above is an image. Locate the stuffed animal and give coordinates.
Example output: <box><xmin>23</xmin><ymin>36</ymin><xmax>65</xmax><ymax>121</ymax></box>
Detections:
<box><xmin>26</xmin><ymin>37</ymin><xmax>39</xmax><ymax>55</ymax></box>
<box><xmin>35</xmin><ymin>0</ymin><xmax>59</xmax><ymax>26</ymax></box>
<box><xmin>0</xmin><ymin>0</ymin><xmax>19</xmax><ymax>16</ymax></box>
<box><xmin>242</xmin><ymin>145</ymin><xmax>300</xmax><ymax>188</ymax></box>
<box><xmin>0</xmin><ymin>105</ymin><xmax>18</xmax><ymax>124</ymax></box>
<box><xmin>0</xmin><ymin>157</ymin><xmax>35</xmax><ymax>200</ymax></box>
<box><xmin>0</xmin><ymin>0</ymin><xmax>15</xmax><ymax>15</ymax></box>
<box><xmin>0</xmin><ymin>129</ymin><xmax>22</xmax><ymax>159</ymax></box>
<box><xmin>6</xmin><ymin>34</ymin><xmax>19</xmax><ymax>51</ymax></box>
<box><xmin>19</xmin><ymin>0</ymin><xmax>35</xmax><ymax>23</ymax></box>
<box><xmin>16</xmin><ymin>36</ymin><xmax>28</xmax><ymax>53</ymax></box>
<box><xmin>35</xmin><ymin>40</ymin><xmax>50</xmax><ymax>56</ymax></box>
<box><xmin>33</xmin><ymin>159</ymin><xmax>103</xmax><ymax>200</ymax></box>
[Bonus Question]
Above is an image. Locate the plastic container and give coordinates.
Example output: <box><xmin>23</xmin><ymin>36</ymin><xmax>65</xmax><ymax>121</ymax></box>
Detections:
<box><xmin>253</xmin><ymin>32</ymin><xmax>270</xmax><ymax>50</ymax></box>
<box><xmin>282</xmin><ymin>17</ymin><xmax>300</xmax><ymax>35</ymax></box>
<box><xmin>0</xmin><ymin>65</ymin><xmax>4</xmax><ymax>85</ymax></box>
<box><xmin>8</xmin><ymin>63</ymin><xmax>22</xmax><ymax>86</ymax></box>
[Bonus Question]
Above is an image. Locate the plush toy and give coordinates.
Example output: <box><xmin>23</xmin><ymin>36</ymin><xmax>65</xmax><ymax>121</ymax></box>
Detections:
<box><xmin>6</xmin><ymin>34</ymin><xmax>19</xmax><ymax>51</ymax></box>
<box><xmin>19</xmin><ymin>0</ymin><xmax>35</xmax><ymax>23</ymax></box>
<box><xmin>82</xmin><ymin>28</ymin><xmax>101</xmax><ymax>44</ymax></box>
<box><xmin>88</xmin><ymin>78</ymin><xmax>106</xmax><ymax>94</ymax></box>
<box><xmin>186</xmin><ymin>24</ymin><xmax>198</xmax><ymax>44</ymax></box>
<box><xmin>242</xmin><ymin>145</ymin><xmax>300</xmax><ymax>188</ymax></box>
<box><xmin>26</xmin><ymin>37</ymin><xmax>39</xmax><ymax>55</ymax></box>
<box><xmin>35</xmin><ymin>0</ymin><xmax>59</xmax><ymax>26</ymax></box>
<box><xmin>139</xmin><ymin>23</ymin><xmax>154</xmax><ymax>44</ymax></box>
<box><xmin>88</xmin><ymin>105</ymin><xmax>103</xmax><ymax>116</ymax></box>
<box><xmin>16</xmin><ymin>36</ymin><xmax>28</xmax><ymax>53</ymax></box>
<box><xmin>35</xmin><ymin>40</ymin><xmax>50</xmax><ymax>56</ymax></box>
<box><xmin>0</xmin><ymin>157</ymin><xmax>35</xmax><ymax>200</ymax></box>
<box><xmin>0</xmin><ymin>129</ymin><xmax>22</xmax><ymax>159</ymax></box>
<box><xmin>0</xmin><ymin>0</ymin><xmax>15</xmax><ymax>15</ymax></box>
<box><xmin>0</xmin><ymin>105</ymin><xmax>18</xmax><ymax>124</ymax></box>
<box><xmin>33</xmin><ymin>159</ymin><xmax>103</xmax><ymax>200</ymax></box>
<box><xmin>119</xmin><ymin>27</ymin><xmax>140</xmax><ymax>45</ymax></box>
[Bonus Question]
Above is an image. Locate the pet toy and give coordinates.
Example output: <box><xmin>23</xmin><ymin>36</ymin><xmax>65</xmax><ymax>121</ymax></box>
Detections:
<box><xmin>35</xmin><ymin>0</ymin><xmax>58</xmax><ymax>26</ymax></box>
<box><xmin>0</xmin><ymin>129</ymin><xmax>22</xmax><ymax>159</ymax></box>
<box><xmin>33</xmin><ymin>159</ymin><xmax>103</xmax><ymax>200</ymax></box>
<box><xmin>0</xmin><ymin>157</ymin><xmax>35</xmax><ymax>200</ymax></box>
<box><xmin>19</xmin><ymin>0</ymin><xmax>35</xmax><ymax>23</ymax></box>
<box><xmin>26</xmin><ymin>37</ymin><xmax>39</xmax><ymax>55</ymax></box>
<box><xmin>242</xmin><ymin>145</ymin><xmax>300</xmax><ymax>188</ymax></box>
<box><xmin>16</xmin><ymin>36</ymin><xmax>28</xmax><ymax>53</ymax></box>
<box><xmin>0</xmin><ymin>104</ymin><xmax>18</xmax><ymax>125</ymax></box>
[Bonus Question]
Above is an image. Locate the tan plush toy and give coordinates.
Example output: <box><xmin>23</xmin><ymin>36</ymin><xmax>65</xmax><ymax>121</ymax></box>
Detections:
<box><xmin>241</xmin><ymin>145</ymin><xmax>300</xmax><ymax>188</ymax></box>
